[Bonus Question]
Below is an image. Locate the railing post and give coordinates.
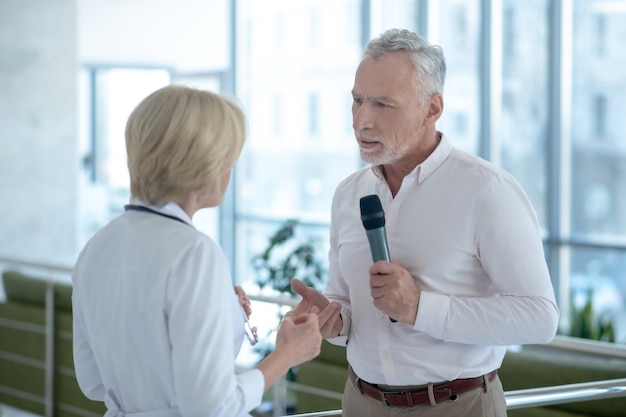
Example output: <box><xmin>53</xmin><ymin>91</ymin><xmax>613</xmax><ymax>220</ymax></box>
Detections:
<box><xmin>272</xmin><ymin>375</ymin><xmax>288</xmax><ymax>417</ymax></box>
<box><xmin>44</xmin><ymin>282</ymin><xmax>54</xmax><ymax>417</ymax></box>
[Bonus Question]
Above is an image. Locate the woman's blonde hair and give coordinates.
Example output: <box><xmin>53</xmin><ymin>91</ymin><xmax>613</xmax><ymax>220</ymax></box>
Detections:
<box><xmin>125</xmin><ymin>85</ymin><xmax>246</xmax><ymax>205</ymax></box>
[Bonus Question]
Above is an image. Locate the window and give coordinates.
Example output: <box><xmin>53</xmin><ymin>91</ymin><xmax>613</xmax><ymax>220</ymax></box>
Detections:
<box><xmin>230</xmin><ymin>0</ymin><xmax>626</xmax><ymax>344</ymax></box>
<box><xmin>234</xmin><ymin>0</ymin><xmax>364</xmax><ymax>291</ymax></box>
<box><xmin>76</xmin><ymin>0</ymin><xmax>626</xmax><ymax>345</ymax></box>
<box><xmin>308</xmin><ymin>93</ymin><xmax>320</xmax><ymax>135</ymax></box>
<box><xmin>503</xmin><ymin>6</ymin><xmax>515</xmax><ymax>63</ymax></box>
<box><xmin>499</xmin><ymin>0</ymin><xmax>549</xmax><ymax>229</ymax></box>
<box><xmin>594</xmin><ymin>14</ymin><xmax>607</xmax><ymax>56</ymax></box>
<box><xmin>569</xmin><ymin>0</ymin><xmax>626</xmax><ymax>342</ymax></box>
<box><xmin>593</xmin><ymin>94</ymin><xmax>607</xmax><ymax>138</ymax></box>
<box><xmin>436</xmin><ymin>0</ymin><xmax>481</xmax><ymax>155</ymax></box>
<box><xmin>273</xmin><ymin>94</ymin><xmax>284</xmax><ymax>135</ymax></box>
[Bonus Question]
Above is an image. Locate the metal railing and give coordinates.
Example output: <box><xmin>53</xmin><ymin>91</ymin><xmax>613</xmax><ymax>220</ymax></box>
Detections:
<box><xmin>506</xmin><ymin>378</ymin><xmax>626</xmax><ymax>409</ymax></box>
<box><xmin>282</xmin><ymin>378</ymin><xmax>626</xmax><ymax>416</ymax></box>
<box><xmin>0</xmin><ymin>257</ymin><xmax>73</xmax><ymax>275</ymax></box>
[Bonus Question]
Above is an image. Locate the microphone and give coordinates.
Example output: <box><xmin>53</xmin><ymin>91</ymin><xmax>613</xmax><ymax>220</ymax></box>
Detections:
<box><xmin>360</xmin><ymin>194</ymin><xmax>390</xmax><ymax>263</ymax></box>
<box><xmin>360</xmin><ymin>194</ymin><xmax>396</xmax><ymax>322</ymax></box>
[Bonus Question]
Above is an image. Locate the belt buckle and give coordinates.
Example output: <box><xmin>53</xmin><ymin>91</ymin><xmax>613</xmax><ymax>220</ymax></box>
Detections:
<box><xmin>355</xmin><ymin>377</ymin><xmax>364</xmax><ymax>395</ymax></box>
<box><xmin>380</xmin><ymin>391</ymin><xmax>391</xmax><ymax>407</ymax></box>
<box><xmin>380</xmin><ymin>390</ymin><xmax>404</xmax><ymax>407</ymax></box>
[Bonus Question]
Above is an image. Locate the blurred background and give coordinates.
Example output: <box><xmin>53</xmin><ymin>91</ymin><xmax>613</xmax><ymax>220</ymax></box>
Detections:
<box><xmin>1</xmin><ymin>0</ymin><xmax>626</xmax><ymax>348</ymax></box>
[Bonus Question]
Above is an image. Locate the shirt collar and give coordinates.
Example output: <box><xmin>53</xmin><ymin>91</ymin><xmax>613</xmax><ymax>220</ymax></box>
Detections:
<box><xmin>418</xmin><ymin>132</ymin><xmax>452</xmax><ymax>183</ymax></box>
<box><xmin>128</xmin><ymin>197</ymin><xmax>195</xmax><ymax>228</ymax></box>
<box><xmin>370</xmin><ymin>131</ymin><xmax>452</xmax><ymax>185</ymax></box>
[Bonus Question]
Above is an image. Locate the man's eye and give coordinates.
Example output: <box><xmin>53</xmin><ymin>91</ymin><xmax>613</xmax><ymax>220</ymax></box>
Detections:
<box><xmin>353</xmin><ymin>98</ymin><xmax>363</xmax><ymax>104</ymax></box>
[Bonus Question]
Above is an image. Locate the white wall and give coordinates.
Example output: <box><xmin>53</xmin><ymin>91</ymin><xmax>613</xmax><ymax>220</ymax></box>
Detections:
<box><xmin>0</xmin><ymin>0</ymin><xmax>79</xmax><ymax>266</ymax></box>
<box><xmin>0</xmin><ymin>0</ymin><xmax>231</xmax><ymax>267</ymax></box>
<box><xmin>78</xmin><ymin>0</ymin><xmax>230</xmax><ymax>72</ymax></box>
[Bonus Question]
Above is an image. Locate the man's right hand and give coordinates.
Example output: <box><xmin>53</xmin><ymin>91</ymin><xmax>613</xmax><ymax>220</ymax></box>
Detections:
<box><xmin>291</xmin><ymin>278</ymin><xmax>343</xmax><ymax>339</ymax></box>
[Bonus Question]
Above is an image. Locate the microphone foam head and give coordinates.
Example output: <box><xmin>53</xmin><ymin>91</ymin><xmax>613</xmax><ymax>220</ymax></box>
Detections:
<box><xmin>360</xmin><ymin>194</ymin><xmax>385</xmax><ymax>230</ymax></box>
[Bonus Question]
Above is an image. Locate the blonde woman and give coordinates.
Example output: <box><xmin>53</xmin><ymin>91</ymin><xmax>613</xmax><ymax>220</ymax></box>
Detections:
<box><xmin>72</xmin><ymin>85</ymin><xmax>328</xmax><ymax>417</ymax></box>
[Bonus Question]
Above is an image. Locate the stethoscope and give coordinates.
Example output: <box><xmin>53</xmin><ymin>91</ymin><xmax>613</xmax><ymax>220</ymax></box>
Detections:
<box><xmin>124</xmin><ymin>204</ymin><xmax>190</xmax><ymax>226</ymax></box>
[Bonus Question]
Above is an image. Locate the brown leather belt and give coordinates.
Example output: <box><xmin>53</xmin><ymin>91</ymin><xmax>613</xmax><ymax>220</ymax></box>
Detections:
<box><xmin>349</xmin><ymin>367</ymin><xmax>497</xmax><ymax>407</ymax></box>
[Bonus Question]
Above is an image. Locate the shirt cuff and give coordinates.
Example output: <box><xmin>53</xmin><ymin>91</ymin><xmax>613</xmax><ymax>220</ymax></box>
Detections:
<box><xmin>236</xmin><ymin>368</ymin><xmax>265</xmax><ymax>411</ymax></box>
<box><xmin>413</xmin><ymin>291</ymin><xmax>450</xmax><ymax>340</ymax></box>
<box><xmin>327</xmin><ymin>310</ymin><xmax>350</xmax><ymax>346</ymax></box>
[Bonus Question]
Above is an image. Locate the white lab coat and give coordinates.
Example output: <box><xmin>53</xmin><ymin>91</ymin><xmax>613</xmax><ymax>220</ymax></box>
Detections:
<box><xmin>72</xmin><ymin>200</ymin><xmax>263</xmax><ymax>417</ymax></box>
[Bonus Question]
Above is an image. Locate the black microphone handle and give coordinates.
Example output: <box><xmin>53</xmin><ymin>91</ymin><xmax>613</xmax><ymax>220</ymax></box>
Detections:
<box><xmin>365</xmin><ymin>227</ymin><xmax>391</xmax><ymax>262</ymax></box>
<box><xmin>365</xmin><ymin>226</ymin><xmax>396</xmax><ymax>322</ymax></box>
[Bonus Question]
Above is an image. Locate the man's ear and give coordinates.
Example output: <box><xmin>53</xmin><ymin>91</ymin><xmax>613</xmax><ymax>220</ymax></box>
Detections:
<box><xmin>425</xmin><ymin>93</ymin><xmax>444</xmax><ymax>125</ymax></box>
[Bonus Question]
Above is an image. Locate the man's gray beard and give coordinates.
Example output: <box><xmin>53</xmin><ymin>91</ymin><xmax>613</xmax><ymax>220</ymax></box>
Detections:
<box><xmin>360</xmin><ymin>141</ymin><xmax>412</xmax><ymax>166</ymax></box>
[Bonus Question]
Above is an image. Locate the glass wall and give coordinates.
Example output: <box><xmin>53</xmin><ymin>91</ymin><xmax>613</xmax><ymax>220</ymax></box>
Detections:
<box><xmin>435</xmin><ymin>0</ymin><xmax>482</xmax><ymax>156</ymax></box>
<box><xmin>78</xmin><ymin>0</ymin><xmax>626</xmax><ymax>344</ymax></box>
<box><xmin>568</xmin><ymin>0</ymin><xmax>626</xmax><ymax>341</ymax></box>
<box><xmin>233</xmin><ymin>0</ymin><xmax>364</xmax><ymax>292</ymax></box>
<box><xmin>231</xmin><ymin>0</ymin><xmax>626</xmax><ymax>343</ymax></box>
<box><xmin>499</xmin><ymin>0</ymin><xmax>550</xmax><ymax>228</ymax></box>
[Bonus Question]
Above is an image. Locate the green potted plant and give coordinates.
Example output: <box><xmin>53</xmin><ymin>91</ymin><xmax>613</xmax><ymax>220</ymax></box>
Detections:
<box><xmin>565</xmin><ymin>288</ymin><xmax>616</xmax><ymax>343</ymax></box>
<box><xmin>251</xmin><ymin>219</ymin><xmax>326</xmax><ymax>295</ymax></box>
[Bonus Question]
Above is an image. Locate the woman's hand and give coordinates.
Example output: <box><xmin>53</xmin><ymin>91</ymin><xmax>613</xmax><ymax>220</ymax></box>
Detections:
<box><xmin>274</xmin><ymin>310</ymin><xmax>323</xmax><ymax>367</ymax></box>
<box><xmin>256</xmin><ymin>309</ymin><xmax>323</xmax><ymax>391</ymax></box>
<box><xmin>234</xmin><ymin>285</ymin><xmax>252</xmax><ymax>318</ymax></box>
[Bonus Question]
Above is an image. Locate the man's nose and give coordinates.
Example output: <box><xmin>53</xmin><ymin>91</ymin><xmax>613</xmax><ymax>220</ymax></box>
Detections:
<box><xmin>353</xmin><ymin>104</ymin><xmax>373</xmax><ymax>131</ymax></box>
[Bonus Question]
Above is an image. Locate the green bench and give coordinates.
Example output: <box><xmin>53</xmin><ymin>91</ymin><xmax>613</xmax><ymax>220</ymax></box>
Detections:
<box><xmin>0</xmin><ymin>270</ymin><xmax>105</xmax><ymax>417</ymax></box>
